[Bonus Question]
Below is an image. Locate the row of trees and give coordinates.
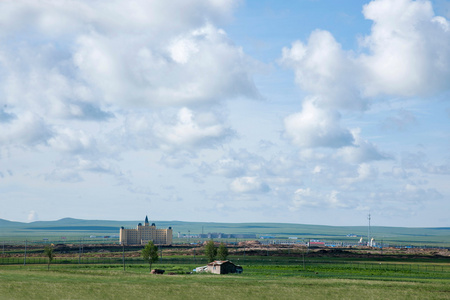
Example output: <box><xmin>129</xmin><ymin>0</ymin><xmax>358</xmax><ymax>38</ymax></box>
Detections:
<box><xmin>42</xmin><ymin>240</ymin><xmax>229</xmax><ymax>272</ymax></box>
<box><xmin>205</xmin><ymin>240</ymin><xmax>228</xmax><ymax>262</ymax></box>
<box><xmin>141</xmin><ymin>240</ymin><xmax>229</xmax><ymax>272</ymax></box>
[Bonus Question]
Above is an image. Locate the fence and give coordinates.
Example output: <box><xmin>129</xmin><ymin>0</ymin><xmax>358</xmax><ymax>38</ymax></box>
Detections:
<box><xmin>1</xmin><ymin>256</ymin><xmax>449</xmax><ymax>274</ymax></box>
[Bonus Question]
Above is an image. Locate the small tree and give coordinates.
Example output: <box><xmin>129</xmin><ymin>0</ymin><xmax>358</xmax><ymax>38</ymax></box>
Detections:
<box><xmin>43</xmin><ymin>245</ymin><xmax>54</xmax><ymax>271</ymax></box>
<box><xmin>141</xmin><ymin>241</ymin><xmax>159</xmax><ymax>272</ymax></box>
<box><xmin>217</xmin><ymin>242</ymin><xmax>229</xmax><ymax>261</ymax></box>
<box><xmin>205</xmin><ymin>240</ymin><xmax>217</xmax><ymax>262</ymax></box>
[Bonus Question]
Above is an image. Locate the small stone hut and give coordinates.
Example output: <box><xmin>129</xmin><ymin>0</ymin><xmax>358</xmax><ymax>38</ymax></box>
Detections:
<box><xmin>206</xmin><ymin>260</ymin><xmax>243</xmax><ymax>274</ymax></box>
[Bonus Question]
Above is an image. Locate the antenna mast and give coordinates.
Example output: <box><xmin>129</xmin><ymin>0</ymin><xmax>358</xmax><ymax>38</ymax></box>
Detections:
<box><xmin>367</xmin><ymin>213</ymin><xmax>371</xmax><ymax>246</ymax></box>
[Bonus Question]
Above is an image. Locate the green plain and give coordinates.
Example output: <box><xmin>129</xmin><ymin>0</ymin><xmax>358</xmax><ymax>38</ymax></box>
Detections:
<box><xmin>1</xmin><ymin>258</ymin><xmax>450</xmax><ymax>300</ymax></box>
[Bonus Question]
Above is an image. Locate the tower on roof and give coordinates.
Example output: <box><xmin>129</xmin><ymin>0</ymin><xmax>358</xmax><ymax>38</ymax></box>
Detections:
<box><xmin>144</xmin><ymin>215</ymin><xmax>149</xmax><ymax>226</ymax></box>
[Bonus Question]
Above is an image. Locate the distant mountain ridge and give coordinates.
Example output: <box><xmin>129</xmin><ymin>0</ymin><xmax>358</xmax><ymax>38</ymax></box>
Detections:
<box><xmin>1</xmin><ymin>217</ymin><xmax>449</xmax><ymax>230</ymax></box>
<box><xmin>1</xmin><ymin>218</ymin><xmax>449</xmax><ymax>246</ymax></box>
<box><xmin>0</xmin><ymin>219</ymin><xmax>21</xmax><ymax>227</ymax></box>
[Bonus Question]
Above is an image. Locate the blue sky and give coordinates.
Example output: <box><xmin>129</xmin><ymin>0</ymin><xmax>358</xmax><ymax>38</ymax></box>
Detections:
<box><xmin>0</xmin><ymin>0</ymin><xmax>449</xmax><ymax>227</ymax></box>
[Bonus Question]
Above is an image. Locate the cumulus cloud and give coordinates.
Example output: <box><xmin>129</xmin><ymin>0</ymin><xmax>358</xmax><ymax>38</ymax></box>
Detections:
<box><xmin>153</xmin><ymin>107</ymin><xmax>234</xmax><ymax>151</ymax></box>
<box><xmin>230</xmin><ymin>176</ymin><xmax>270</xmax><ymax>194</ymax></box>
<box><xmin>73</xmin><ymin>23</ymin><xmax>259</xmax><ymax>107</ymax></box>
<box><xmin>48</xmin><ymin>128</ymin><xmax>96</xmax><ymax>155</ymax></box>
<box><xmin>360</xmin><ymin>0</ymin><xmax>450</xmax><ymax>97</ymax></box>
<box><xmin>281</xmin><ymin>0</ymin><xmax>450</xmax><ymax>153</ymax></box>
<box><xmin>290</xmin><ymin>188</ymin><xmax>347</xmax><ymax>210</ymax></box>
<box><xmin>283</xmin><ymin>98</ymin><xmax>354</xmax><ymax>148</ymax></box>
<box><xmin>340</xmin><ymin>163</ymin><xmax>379</xmax><ymax>185</ymax></box>
<box><xmin>280</xmin><ymin>30</ymin><xmax>365</xmax><ymax>111</ymax></box>
<box><xmin>0</xmin><ymin>0</ymin><xmax>257</xmax><ymax>152</ymax></box>
<box><xmin>27</xmin><ymin>210</ymin><xmax>39</xmax><ymax>222</ymax></box>
<box><xmin>335</xmin><ymin>129</ymin><xmax>390</xmax><ymax>163</ymax></box>
<box><xmin>0</xmin><ymin>112</ymin><xmax>52</xmax><ymax>147</ymax></box>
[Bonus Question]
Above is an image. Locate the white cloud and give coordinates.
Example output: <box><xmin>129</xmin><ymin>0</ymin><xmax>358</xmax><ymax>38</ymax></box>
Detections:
<box><xmin>1</xmin><ymin>0</ymin><xmax>448</xmax><ymax>226</ymax></box>
<box><xmin>0</xmin><ymin>112</ymin><xmax>52</xmax><ymax>147</ymax></box>
<box><xmin>280</xmin><ymin>30</ymin><xmax>365</xmax><ymax>111</ymax></box>
<box><xmin>340</xmin><ymin>163</ymin><xmax>379</xmax><ymax>185</ymax></box>
<box><xmin>283</xmin><ymin>98</ymin><xmax>354</xmax><ymax>148</ymax></box>
<box><xmin>153</xmin><ymin>107</ymin><xmax>234</xmax><ymax>151</ymax></box>
<box><xmin>71</xmin><ymin>21</ymin><xmax>259</xmax><ymax>107</ymax></box>
<box><xmin>360</xmin><ymin>0</ymin><xmax>450</xmax><ymax>97</ymax></box>
<box><xmin>48</xmin><ymin>128</ymin><xmax>96</xmax><ymax>155</ymax></box>
<box><xmin>335</xmin><ymin>129</ymin><xmax>390</xmax><ymax>163</ymax></box>
<box><xmin>230</xmin><ymin>176</ymin><xmax>270</xmax><ymax>194</ymax></box>
<box><xmin>0</xmin><ymin>0</ymin><xmax>257</xmax><ymax>153</ymax></box>
<box><xmin>208</xmin><ymin>158</ymin><xmax>246</xmax><ymax>178</ymax></box>
<box><xmin>281</xmin><ymin>0</ymin><xmax>450</xmax><ymax>155</ymax></box>
<box><xmin>27</xmin><ymin>210</ymin><xmax>39</xmax><ymax>222</ymax></box>
<box><xmin>290</xmin><ymin>188</ymin><xmax>347</xmax><ymax>210</ymax></box>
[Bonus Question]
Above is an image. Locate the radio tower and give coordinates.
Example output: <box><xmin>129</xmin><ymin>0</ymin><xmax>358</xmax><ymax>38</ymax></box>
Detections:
<box><xmin>367</xmin><ymin>213</ymin><xmax>371</xmax><ymax>247</ymax></box>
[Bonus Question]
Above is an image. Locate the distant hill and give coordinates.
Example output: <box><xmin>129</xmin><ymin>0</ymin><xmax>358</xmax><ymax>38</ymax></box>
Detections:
<box><xmin>0</xmin><ymin>218</ymin><xmax>449</xmax><ymax>246</ymax></box>
<box><xmin>0</xmin><ymin>218</ymin><xmax>24</xmax><ymax>227</ymax></box>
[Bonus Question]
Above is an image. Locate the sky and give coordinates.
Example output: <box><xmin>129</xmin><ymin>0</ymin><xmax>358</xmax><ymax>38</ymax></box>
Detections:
<box><xmin>1</xmin><ymin>0</ymin><xmax>450</xmax><ymax>227</ymax></box>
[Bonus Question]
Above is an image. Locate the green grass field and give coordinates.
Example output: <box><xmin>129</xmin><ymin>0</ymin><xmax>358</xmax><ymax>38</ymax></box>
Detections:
<box><xmin>1</xmin><ymin>257</ymin><xmax>449</xmax><ymax>300</ymax></box>
<box><xmin>1</xmin><ymin>218</ymin><xmax>449</xmax><ymax>299</ymax></box>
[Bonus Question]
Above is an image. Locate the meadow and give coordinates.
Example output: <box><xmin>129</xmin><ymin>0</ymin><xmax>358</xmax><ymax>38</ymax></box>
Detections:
<box><xmin>1</xmin><ymin>254</ymin><xmax>449</xmax><ymax>300</ymax></box>
<box><xmin>1</xmin><ymin>218</ymin><xmax>450</xmax><ymax>299</ymax></box>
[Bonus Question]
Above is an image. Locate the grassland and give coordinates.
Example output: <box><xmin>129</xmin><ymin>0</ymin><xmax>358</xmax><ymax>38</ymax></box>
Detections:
<box><xmin>1</xmin><ymin>218</ymin><xmax>449</xmax><ymax>299</ymax></box>
<box><xmin>1</xmin><ymin>245</ymin><xmax>450</xmax><ymax>300</ymax></box>
<box><xmin>1</xmin><ymin>259</ymin><xmax>449</xmax><ymax>300</ymax></box>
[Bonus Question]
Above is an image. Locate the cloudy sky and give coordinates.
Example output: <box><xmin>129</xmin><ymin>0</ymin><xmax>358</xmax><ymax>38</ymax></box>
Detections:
<box><xmin>1</xmin><ymin>0</ymin><xmax>449</xmax><ymax>227</ymax></box>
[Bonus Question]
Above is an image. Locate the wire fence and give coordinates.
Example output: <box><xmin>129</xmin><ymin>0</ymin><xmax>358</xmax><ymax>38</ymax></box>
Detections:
<box><xmin>1</xmin><ymin>256</ymin><xmax>449</xmax><ymax>275</ymax></box>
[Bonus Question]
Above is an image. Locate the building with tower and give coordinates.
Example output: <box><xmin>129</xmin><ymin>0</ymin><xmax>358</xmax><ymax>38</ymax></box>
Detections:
<box><xmin>119</xmin><ymin>216</ymin><xmax>173</xmax><ymax>245</ymax></box>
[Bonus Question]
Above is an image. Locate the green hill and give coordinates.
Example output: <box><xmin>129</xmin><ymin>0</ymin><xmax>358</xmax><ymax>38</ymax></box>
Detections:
<box><xmin>0</xmin><ymin>218</ymin><xmax>449</xmax><ymax>247</ymax></box>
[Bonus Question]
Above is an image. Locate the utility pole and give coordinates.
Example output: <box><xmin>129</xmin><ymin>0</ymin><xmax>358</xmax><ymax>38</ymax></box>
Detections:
<box><xmin>302</xmin><ymin>250</ymin><xmax>305</xmax><ymax>270</ymax></box>
<box><xmin>78</xmin><ymin>238</ymin><xmax>82</xmax><ymax>264</ymax></box>
<box><xmin>24</xmin><ymin>240</ymin><xmax>27</xmax><ymax>266</ymax></box>
<box><xmin>122</xmin><ymin>243</ymin><xmax>125</xmax><ymax>271</ymax></box>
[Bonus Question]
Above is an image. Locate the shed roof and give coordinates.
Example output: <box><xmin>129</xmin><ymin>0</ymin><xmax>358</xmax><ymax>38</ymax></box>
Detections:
<box><xmin>207</xmin><ymin>260</ymin><xmax>232</xmax><ymax>266</ymax></box>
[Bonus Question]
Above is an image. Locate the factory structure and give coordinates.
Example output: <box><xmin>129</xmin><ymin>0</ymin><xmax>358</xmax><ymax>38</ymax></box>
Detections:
<box><xmin>119</xmin><ymin>216</ymin><xmax>173</xmax><ymax>245</ymax></box>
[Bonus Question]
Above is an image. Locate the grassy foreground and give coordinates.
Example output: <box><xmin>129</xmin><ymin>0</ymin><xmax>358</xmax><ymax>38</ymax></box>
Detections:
<box><xmin>1</xmin><ymin>264</ymin><xmax>449</xmax><ymax>300</ymax></box>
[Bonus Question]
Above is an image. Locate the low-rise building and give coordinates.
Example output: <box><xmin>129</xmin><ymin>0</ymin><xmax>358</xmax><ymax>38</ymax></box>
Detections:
<box><xmin>206</xmin><ymin>260</ymin><xmax>243</xmax><ymax>274</ymax></box>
